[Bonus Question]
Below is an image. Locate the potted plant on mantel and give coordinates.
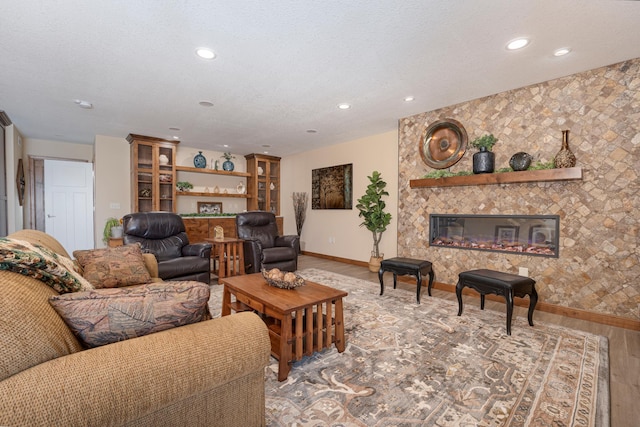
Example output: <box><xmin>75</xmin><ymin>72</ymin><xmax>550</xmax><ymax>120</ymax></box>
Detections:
<box><xmin>356</xmin><ymin>171</ymin><xmax>392</xmax><ymax>272</ymax></box>
<box><xmin>470</xmin><ymin>134</ymin><xmax>497</xmax><ymax>174</ymax></box>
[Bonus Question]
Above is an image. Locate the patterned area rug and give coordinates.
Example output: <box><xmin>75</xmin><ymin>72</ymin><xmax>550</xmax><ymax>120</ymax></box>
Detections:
<box><xmin>209</xmin><ymin>268</ymin><xmax>610</xmax><ymax>426</ymax></box>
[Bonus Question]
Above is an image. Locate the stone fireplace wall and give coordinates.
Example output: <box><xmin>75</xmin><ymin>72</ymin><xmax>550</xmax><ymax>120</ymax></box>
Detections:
<box><xmin>398</xmin><ymin>59</ymin><xmax>639</xmax><ymax>321</ymax></box>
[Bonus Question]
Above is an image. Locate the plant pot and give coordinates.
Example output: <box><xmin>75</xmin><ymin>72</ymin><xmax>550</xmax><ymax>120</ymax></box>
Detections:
<box><xmin>472</xmin><ymin>147</ymin><xmax>495</xmax><ymax>174</ymax></box>
<box><xmin>110</xmin><ymin>226</ymin><xmax>123</xmax><ymax>239</ymax></box>
<box><xmin>368</xmin><ymin>252</ymin><xmax>384</xmax><ymax>273</ymax></box>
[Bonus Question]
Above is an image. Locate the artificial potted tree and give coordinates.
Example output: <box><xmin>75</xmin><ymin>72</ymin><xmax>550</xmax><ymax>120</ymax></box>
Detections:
<box><xmin>470</xmin><ymin>134</ymin><xmax>497</xmax><ymax>174</ymax></box>
<box><xmin>356</xmin><ymin>171</ymin><xmax>392</xmax><ymax>272</ymax></box>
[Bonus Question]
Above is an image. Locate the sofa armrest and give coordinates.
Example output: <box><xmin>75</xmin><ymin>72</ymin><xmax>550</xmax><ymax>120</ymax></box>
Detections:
<box><xmin>275</xmin><ymin>235</ymin><xmax>300</xmax><ymax>252</ymax></box>
<box><xmin>0</xmin><ymin>312</ymin><xmax>270</xmax><ymax>426</ymax></box>
<box><xmin>242</xmin><ymin>239</ymin><xmax>263</xmax><ymax>273</ymax></box>
<box><xmin>142</xmin><ymin>252</ymin><xmax>159</xmax><ymax>279</ymax></box>
<box><xmin>182</xmin><ymin>242</ymin><xmax>212</xmax><ymax>258</ymax></box>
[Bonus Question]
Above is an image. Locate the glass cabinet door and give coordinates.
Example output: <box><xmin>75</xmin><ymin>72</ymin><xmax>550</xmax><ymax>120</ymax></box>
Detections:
<box><xmin>269</xmin><ymin>160</ymin><xmax>279</xmax><ymax>215</ymax></box>
<box><xmin>245</xmin><ymin>154</ymin><xmax>280</xmax><ymax>215</ymax></box>
<box><xmin>129</xmin><ymin>134</ymin><xmax>178</xmax><ymax>213</ymax></box>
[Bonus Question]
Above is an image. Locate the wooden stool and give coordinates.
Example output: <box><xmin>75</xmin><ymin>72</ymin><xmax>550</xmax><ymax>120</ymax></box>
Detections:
<box><xmin>378</xmin><ymin>257</ymin><xmax>434</xmax><ymax>303</ymax></box>
<box><xmin>456</xmin><ymin>269</ymin><xmax>538</xmax><ymax>335</ymax></box>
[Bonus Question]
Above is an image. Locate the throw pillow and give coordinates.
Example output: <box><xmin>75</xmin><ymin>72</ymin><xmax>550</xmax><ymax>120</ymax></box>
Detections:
<box><xmin>73</xmin><ymin>244</ymin><xmax>152</xmax><ymax>288</ymax></box>
<box><xmin>0</xmin><ymin>237</ymin><xmax>94</xmax><ymax>293</ymax></box>
<box><xmin>49</xmin><ymin>281</ymin><xmax>211</xmax><ymax>348</ymax></box>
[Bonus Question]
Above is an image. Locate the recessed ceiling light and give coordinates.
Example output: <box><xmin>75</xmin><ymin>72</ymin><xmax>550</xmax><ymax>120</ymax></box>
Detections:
<box><xmin>306</xmin><ymin>129</ymin><xmax>318</xmax><ymax>133</ymax></box>
<box><xmin>169</xmin><ymin>127</ymin><xmax>181</xmax><ymax>131</ymax></box>
<box><xmin>199</xmin><ymin>101</ymin><xmax>214</xmax><ymax>107</ymax></box>
<box><xmin>74</xmin><ymin>99</ymin><xmax>93</xmax><ymax>109</ymax></box>
<box><xmin>263</xmin><ymin>151</ymin><xmax>269</xmax><ymax>154</ymax></box>
<box><xmin>553</xmin><ymin>47</ymin><xmax>571</xmax><ymax>57</ymax></box>
<box><xmin>338</xmin><ymin>103</ymin><xmax>351</xmax><ymax>110</ymax></box>
<box><xmin>195</xmin><ymin>48</ymin><xmax>216</xmax><ymax>60</ymax></box>
<box><xmin>404</xmin><ymin>96</ymin><xmax>415</xmax><ymax>102</ymax></box>
<box><xmin>506</xmin><ymin>38</ymin><xmax>530</xmax><ymax>50</ymax></box>
<box><xmin>172</xmin><ymin>136</ymin><xmax>180</xmax><ymax>140</ymax></box>
<box><xmin>223</xmin><ymin>144</ymin><xmax>229</xmax><ymax>148</ymax></box>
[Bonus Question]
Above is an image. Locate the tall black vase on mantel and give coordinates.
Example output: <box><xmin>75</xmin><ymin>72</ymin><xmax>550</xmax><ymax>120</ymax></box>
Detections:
<box><xmin>473</xmin><ymin>147</ymin><xmax>495</xmax><ymax>174</ymax></box>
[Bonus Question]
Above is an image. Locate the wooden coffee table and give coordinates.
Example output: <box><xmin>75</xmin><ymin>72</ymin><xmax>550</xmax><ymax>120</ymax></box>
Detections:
<box><xmin>220</xmin><ymin>273</ymin><xmax>348</xmax><ymax>381</ymax></box>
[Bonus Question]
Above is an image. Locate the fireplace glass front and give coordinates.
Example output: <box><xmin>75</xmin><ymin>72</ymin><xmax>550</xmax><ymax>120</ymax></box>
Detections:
<box><xmin>429</xmin><ymin>214</ymin><xmax>560</xmax><ymax>258</ymax></box>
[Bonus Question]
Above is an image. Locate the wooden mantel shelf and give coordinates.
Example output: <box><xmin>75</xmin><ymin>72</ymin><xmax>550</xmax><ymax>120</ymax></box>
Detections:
<box><xmin>410</xmin><ymin>167</ymin><xmax>582</xmax><ymax>188</ymax></box>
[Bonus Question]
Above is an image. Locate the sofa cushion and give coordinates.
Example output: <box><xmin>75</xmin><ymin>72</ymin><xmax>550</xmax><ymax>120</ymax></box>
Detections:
<box><xmin>49</xmin><ymin>281</ymin><xmax>211</xmax><ymax>348</ymax></box>
<box><xmin>73</xmin><ymin>244</ymin><xmax>152</xmax><ymax>288</ymax></box>
<box><xmin>0</xmin><ymin>237</ymin><xmax>93</xmax><ymax>293</ymax></box>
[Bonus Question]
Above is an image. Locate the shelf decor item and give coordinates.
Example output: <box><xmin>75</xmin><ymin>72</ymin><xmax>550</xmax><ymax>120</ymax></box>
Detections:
<box><xmin>470</xmin><ymin>134</ymin><xmax>497</xmax><ymax>174</ymax></box>
<box><xmin>193</xmin><ymin>151</ymin><xmax>206</xmax><ymax>168</ymax></box>
<box><xmin>236</xmin><ymin>181</ymin><xmax>246</xmax><ymax>194</ymax></box>
<box><xmin>158</xmin><ymin>154</ymin><xmax>169</xmax><ymax>165</ymax></box>
<box><xmin>176</xmin><ymin>181</ymin><xmax>193</xmax><ymax>192</ymax></box>
<box><xmin>509</xmin><ymin>152</ymin><xmax>533</xmax><ymax>171</ymax></box>
<box><xmin>221</xmin><ymin>152</ymin><xmax>235</xmax><ymax>171</ymax></box>
<box><xmin>554</xmin><ymin>130</ymin><xmax>577</xmax><ymax>168</ymax></box>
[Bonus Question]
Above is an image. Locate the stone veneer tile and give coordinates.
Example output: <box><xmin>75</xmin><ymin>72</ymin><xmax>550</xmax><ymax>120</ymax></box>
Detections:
<box><xmin>398</xmin><ymin>58</ymin><xmax>640</xmax><ymax>321</ymax></box>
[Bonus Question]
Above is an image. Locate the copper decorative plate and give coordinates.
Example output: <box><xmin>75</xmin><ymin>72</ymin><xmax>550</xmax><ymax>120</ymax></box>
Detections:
<box><xmin>419</xmin><ymin>119</ymin><xmax>468</xmax><ymax>169</ymax></box>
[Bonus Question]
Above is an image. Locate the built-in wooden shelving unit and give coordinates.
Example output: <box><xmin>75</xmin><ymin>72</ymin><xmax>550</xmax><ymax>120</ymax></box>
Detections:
<box><xmin>409</xmin><ymin>167</ymin><xmax>582</xmax><ymax>189</ymax></box>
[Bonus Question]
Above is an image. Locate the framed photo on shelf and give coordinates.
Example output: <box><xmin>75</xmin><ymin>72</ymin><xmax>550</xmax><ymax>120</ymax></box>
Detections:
<box><xmin>494</xmin><ymin>225</ymin><xmax>519</xmax><ymax>244</ymax></box>
<box><xmin>197</xmin><ymin>201</ymin><xmax>222</xmax><ymax>214</ymax></box>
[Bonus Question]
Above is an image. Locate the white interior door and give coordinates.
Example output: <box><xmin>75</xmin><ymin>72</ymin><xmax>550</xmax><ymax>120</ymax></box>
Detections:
<box><xmin>44</xmin><ymin>159</ymin><xmax>94</xmax><ymax>254</ymax></box>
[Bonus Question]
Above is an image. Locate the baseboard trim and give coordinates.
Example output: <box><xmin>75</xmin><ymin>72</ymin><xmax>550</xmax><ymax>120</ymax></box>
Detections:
<box><xmin>302</xmin><ymin>252</ymin><xmax>640</xmax><ymax>331</ymax></box>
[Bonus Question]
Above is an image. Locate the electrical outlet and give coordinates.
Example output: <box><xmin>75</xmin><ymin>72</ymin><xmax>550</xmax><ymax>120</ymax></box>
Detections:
<box><xmin>519</xmin><ymin>267</ymin><xmax>529</xmax><ymax>277</ymax></box>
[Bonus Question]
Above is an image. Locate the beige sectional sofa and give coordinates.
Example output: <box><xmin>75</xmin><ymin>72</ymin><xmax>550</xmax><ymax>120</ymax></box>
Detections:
<box><xmin>0</xmin><ymin>230</ymin><xmax>270</xmax><ymax>426</ymax></box>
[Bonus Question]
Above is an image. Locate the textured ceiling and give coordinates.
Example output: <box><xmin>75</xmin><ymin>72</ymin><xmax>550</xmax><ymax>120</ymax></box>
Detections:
<box><xmin>1</xmin><ymin>0</ymin><xmax>639</xmax><ymax>157</ymax></box>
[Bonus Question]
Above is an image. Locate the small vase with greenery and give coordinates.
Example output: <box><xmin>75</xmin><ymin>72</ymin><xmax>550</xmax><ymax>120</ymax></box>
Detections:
<box><xmin>102</xmin><ymin>217</ymin><xmax>122</xmax><ymax>244</ymax></box>
<box><xmin>470</xmin><ymin>134</ymin><xmax>498</xmax><ymax>173</ymax></box>
<box><xmin>221</xmin><ymin>152</ymin><xmax>235</xmax><ymax>171</ymax></box>
<box><xmin>356</xmin><ymin>171</ymin><xmax>392</xmax><ymax>272</ymax></box>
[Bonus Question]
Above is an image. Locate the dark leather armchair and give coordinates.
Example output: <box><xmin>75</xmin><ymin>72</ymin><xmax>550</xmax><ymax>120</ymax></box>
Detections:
<box><xmin>123</xmin><ymin>212</ymin><xmax>212</xmax><ymax>284</ymax></box>
<box><xmin>236</xmin><ymin>211</ymin><xmax>299</xmax><ymax>274</ymax></box>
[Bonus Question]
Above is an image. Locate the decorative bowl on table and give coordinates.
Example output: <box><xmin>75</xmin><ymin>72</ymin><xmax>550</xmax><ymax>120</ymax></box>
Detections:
<box><xmin>261</xmin><ymin>269</ymin><xmax>305</xmax><ymax>289</ymax></box>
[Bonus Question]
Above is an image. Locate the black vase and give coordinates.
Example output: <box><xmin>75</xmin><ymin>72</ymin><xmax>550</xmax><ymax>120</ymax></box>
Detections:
<box><xmin>473</xmin><ymin>147</ymin><xmax>495</xmax><ymax>174</ymax></box>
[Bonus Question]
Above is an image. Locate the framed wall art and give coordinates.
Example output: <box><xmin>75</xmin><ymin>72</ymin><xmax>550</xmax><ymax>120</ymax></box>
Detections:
<box><xmin>197</xmin><ymin>201</ymin><xmax>222</xmax><ymax>214</ymax></box>
<box><xmin>16</xmin><ymin>158</ymin><xmax>25</xmax><ymax>206</ymax></box>
<box><xmin>311</xmin><ymin>163</ymin><xmax>353</xmax><ymax>210</ymax></box>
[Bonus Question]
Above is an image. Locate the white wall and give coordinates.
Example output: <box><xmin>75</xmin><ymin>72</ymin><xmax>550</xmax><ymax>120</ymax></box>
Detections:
<box><xmin>280</xmin><ymin>130</ymin><xmax>399</xmax><ymax>263</ymax></box>
<box><xmin>94</xmin><ymin>135</ymin><xmax>130</xmax><ymax>247</ymax></box>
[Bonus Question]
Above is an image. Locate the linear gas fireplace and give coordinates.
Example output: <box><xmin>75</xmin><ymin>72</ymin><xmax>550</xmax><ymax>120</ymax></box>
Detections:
<box><xmin>429</xmin><ymin>214</ymin><xmax>560</xmax><ymax>258</ymax></box>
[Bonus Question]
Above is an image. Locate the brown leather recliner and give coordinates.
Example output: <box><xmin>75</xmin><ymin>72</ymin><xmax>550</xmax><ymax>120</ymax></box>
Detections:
<box><xmin>236</xmin><ymin>211</ymin><xmax>299</xmax><ymax>274</ymax></box>
<box><xmin>123</xmin><ymin>212</ymin><xmax>212</xmax><ymax>284</ymax></box>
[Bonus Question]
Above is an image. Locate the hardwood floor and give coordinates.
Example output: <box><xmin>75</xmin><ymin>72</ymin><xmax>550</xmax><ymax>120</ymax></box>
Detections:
<box><xmin>297</xmin><ymin>254</ymin><xmax>640</xmax><ymax>427</ymax></box>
